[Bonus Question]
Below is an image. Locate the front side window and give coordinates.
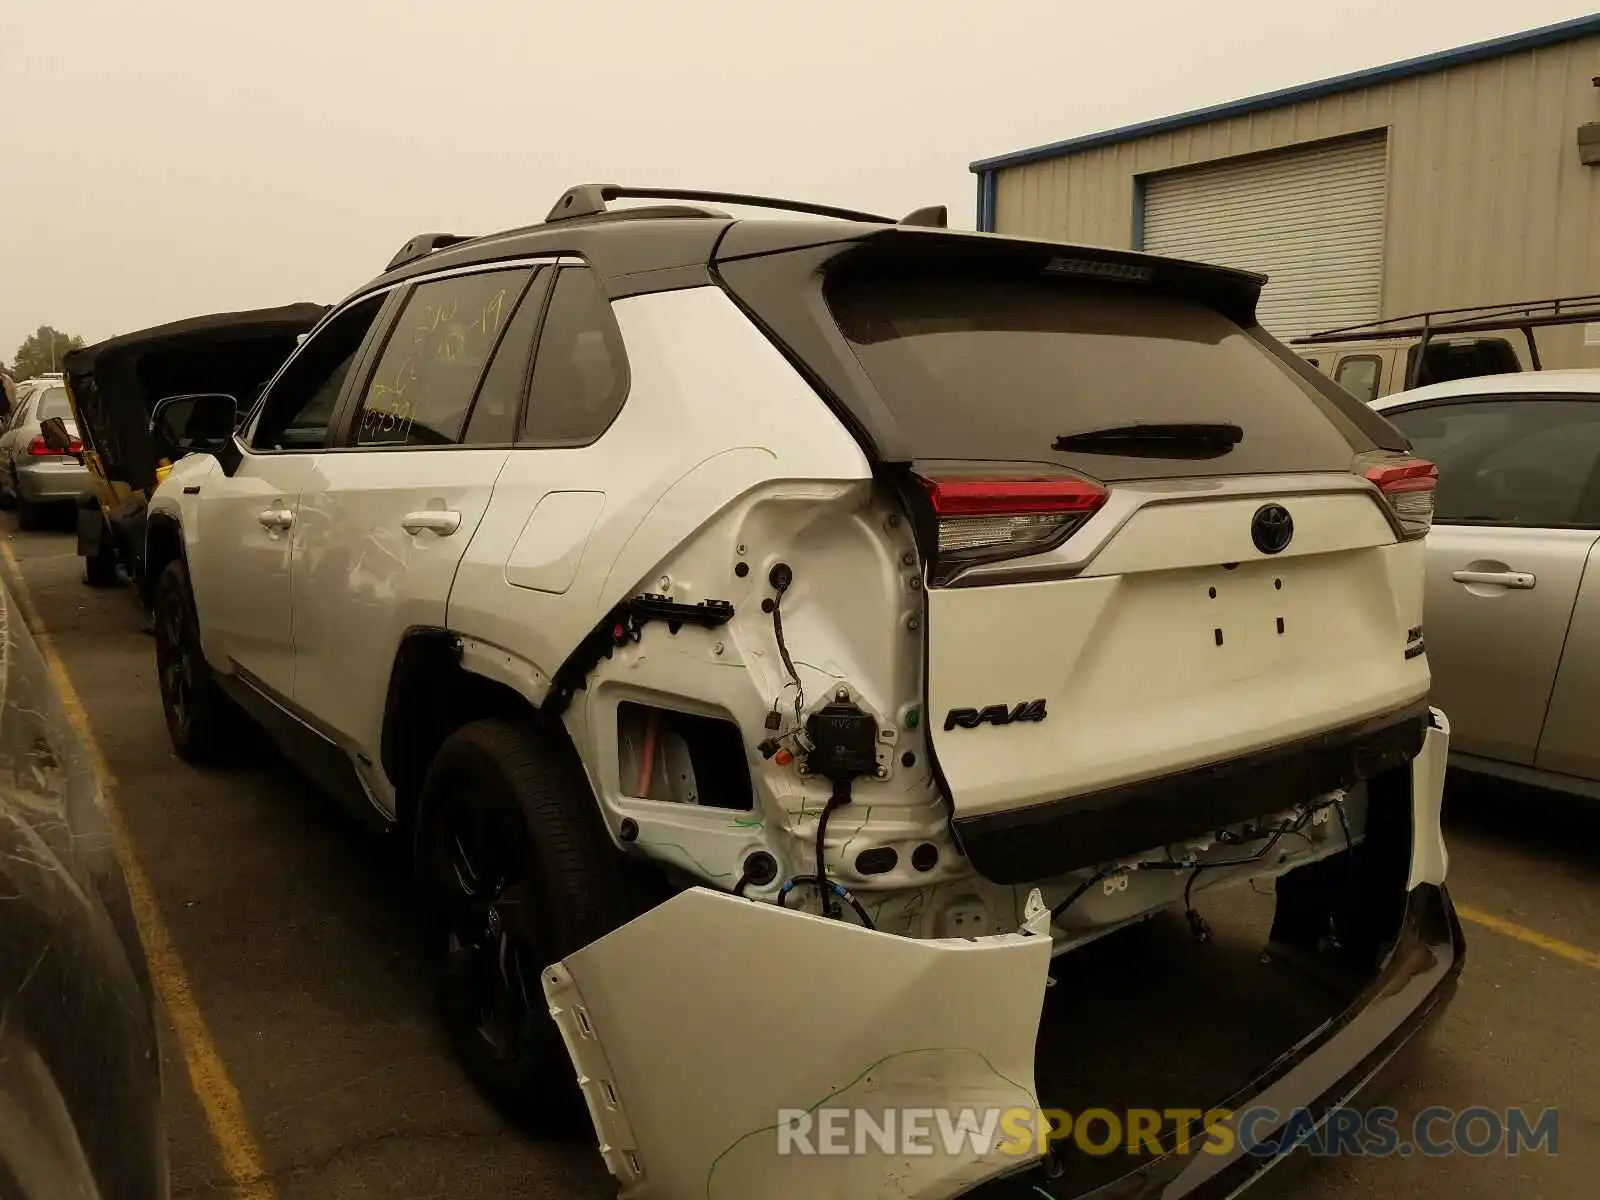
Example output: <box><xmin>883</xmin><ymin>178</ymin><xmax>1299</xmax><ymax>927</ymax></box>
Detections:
<box><xmin>354</xmin><ymin>268</ymin><xmax>532</xmax><ymax>447</ymax></box>
<box><xmin>1334</xmin><ymin>355</ymin><xmax>1382</xmax><ymax>403</ymax></box>
<box><xmin>1385</xmin><ymin>397</ymin><xmax>1600</xmax><ymax>528</ymax></box>
<box><xmin>518</xmin><ymin>267</ymin><xmax>630</xmax><ymax>448</ymax></box>
<box><xmin>252</xmin><ymin>295</ymin><xmax>386</xmax><ymax>451</ymax></box>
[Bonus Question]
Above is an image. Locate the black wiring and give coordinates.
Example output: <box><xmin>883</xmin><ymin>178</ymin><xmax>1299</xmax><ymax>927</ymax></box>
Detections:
<box><xmin>732</xmin><ymin>869</ymin><xmax>752</xmax><ymax>898</ymax></box>
<box><xmin>778</xmin><ymin>874</ymin><xmax>876</xmax><ymax>930</ymax></box>
<box><xmin>814</xmin><ymin>783</ymin><xmax>851</xmax><ymax>919</ymax></box>
<box><xmin>1049</xmin><ymin>797</ymin><xmax>1343</xmax><ymax>929</ymax></box>
<box><xmin>768</xmin><ymin>568</ymin><xmax>805</xmax><ymax>728</ymax></box>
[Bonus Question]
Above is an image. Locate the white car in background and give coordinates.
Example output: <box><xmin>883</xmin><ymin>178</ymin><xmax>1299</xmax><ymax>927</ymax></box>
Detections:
<box><xmin>1376</xmin><ymin>369</ymin><xmax>1600</xmax><ymax>798</ymax></box>
<box><xmin>0</xmin><ymin>380</ymin><xmax>89</xmax><ymax>528</ymax></box>
<box><xmin>137</xmin><ymin>184</ymin><xmax>1460</xmax><ymax>1200</ymax></box>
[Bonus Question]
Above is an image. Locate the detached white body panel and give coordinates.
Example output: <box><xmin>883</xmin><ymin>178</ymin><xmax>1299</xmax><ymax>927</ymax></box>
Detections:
<box><xmin>545</xmin><ymin>889</ymin><xmax>1052</xmax><ymax>1200</ymax></box>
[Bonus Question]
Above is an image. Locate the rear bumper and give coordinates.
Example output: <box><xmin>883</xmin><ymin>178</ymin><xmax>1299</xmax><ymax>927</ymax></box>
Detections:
<box><xmin>549</xmin><ymin>711</ymin><xmax>1457</xmax><ymax>1200</ymax></box>
<box><xmin>15</xmin><ymin>459</ymin><xmax>92</xmax><ymax>502</ymax></box>
<box><xmin>968</xmin><ymin>880</ymin><xmax>1464</xmax><ymax>1198</ymax></box>
<box><xmin>953</xmin><ymin>699</ymin><xmax>1432</xmax><ymax>884</ymax></box>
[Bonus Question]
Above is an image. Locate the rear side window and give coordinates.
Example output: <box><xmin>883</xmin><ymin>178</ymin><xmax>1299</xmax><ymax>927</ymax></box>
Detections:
<box><xmin>34</xmin><ymin>388</ymin><xmax>73</xmax><ymax>421</ymax></box>
<box><xmin>356</xmin><ymin>268</ymin><xmax>532</xmax><ymax>446</ymax></box>
<box><xmin>825</xmin><ymin>273</ymin><xmax>1372</xmax><ymax>481</ymax></box>
<box><xmin>518</xmin><ymin>267</ymin><xmax>630</xmax><ymax>448</ymax></box>
<box><xmin>1385</xmin><ymin>398</ymin><xmax>1600</xmax><ymax>528</ymax></box>
<box><xmin>1334</xmin><ymin>355</ymin><xmax>1382</xmax><ymax>402</ymax></box>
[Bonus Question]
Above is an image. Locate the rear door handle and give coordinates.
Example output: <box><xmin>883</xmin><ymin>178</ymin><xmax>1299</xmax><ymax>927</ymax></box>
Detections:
<box><xmin>257</xmin><ymin>507</ymin><xmax>293</xmax><ymax>530</ymax></box>
<box><xmin>1451</xmin><ymin>569</ymin><xmax>1536</xmax><ymax>589</ymax></box>
<box><xmin>401</xmin><ymin>510</ymin><xmax>461</xmax><ymax>536</ymax></box>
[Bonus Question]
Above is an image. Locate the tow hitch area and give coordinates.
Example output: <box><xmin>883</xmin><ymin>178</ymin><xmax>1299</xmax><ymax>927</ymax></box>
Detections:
<box><xmin>547</xmin><ymin>712</ymin><xmax>1461</xmax><ymax>1199</ymax></box>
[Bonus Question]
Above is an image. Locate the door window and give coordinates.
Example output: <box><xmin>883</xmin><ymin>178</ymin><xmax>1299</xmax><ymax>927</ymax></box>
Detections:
<box><xmin>353</xmin><ymin>268</ymin><xmax>533</xmax><ymax>447</ymax></box>
<box><xmin>518</xmin><ymin>267</ymin><xmax>631</xmax><ymax>448</ymax></box>
<box><xmin>1385</xmin><ymin>398</ymin><xmax>1600</xmax><ymax>528</ymax></box>
<box><xmin>1334</xmin><ymin>355</ymin><xmax>1382</xmax><ymax>402</ymax></box>
<box><xmin>251</xmin><ymin>295</ymin><xmax>387</xmax><ymax>451</ymax></box>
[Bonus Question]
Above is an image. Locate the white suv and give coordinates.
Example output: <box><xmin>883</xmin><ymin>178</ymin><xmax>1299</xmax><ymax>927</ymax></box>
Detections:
<box><xmin>145</xmin><ymin>186</ymin><xmax>1461</xmax><ymax>1199</ymax></box>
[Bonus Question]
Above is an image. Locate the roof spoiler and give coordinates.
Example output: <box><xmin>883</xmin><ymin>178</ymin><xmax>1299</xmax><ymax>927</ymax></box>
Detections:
<box><xmin>543</xmin><ymin>183</ymin><xmax>945</xmax><ymax>228</ymax></box>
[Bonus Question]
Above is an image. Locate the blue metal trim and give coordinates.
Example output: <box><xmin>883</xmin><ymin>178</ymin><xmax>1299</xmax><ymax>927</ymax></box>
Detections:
<box><xmin>969</xmin><ymin>13</ymin><xmax>1600</xmax><ymax>174</ymax></box>
<box><xmin>1131</xmin><ymin>176</ymin><xmax>1146</xmax><ymax>250</ymax></box>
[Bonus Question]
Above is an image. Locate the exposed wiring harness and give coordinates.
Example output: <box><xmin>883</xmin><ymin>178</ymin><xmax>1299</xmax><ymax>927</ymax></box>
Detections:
<box><xmin>814</xmin><ymin>782</ymin><xmax>851</xmax><ymax>919</ymax></box>
<box><xmin>1049</xmin><ymin>794</ymin><xmax>1350</xmax><ymax>939</ymax></box>
<box><xmin>778</xmin><ymin>874</ymin><xmax>876</xmax><ymax>930</ymax></box>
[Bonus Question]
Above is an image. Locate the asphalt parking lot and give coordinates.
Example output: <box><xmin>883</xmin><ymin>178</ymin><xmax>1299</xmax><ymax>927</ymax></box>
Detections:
<box><xmin>1</xmin><ymin>512</ymin><xmax>1596</xmax><ymax>1199</ymax></box>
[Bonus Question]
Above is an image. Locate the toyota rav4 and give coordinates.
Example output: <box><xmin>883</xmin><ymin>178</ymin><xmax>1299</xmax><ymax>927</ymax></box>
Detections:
<box><xmin>142</xmin><ymin>185</ymin><xmax>1462</xmax><ymax>1199</ymax></box>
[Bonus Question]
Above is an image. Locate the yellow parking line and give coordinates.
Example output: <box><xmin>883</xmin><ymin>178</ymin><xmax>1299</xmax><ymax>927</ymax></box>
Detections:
<box><xmin>0</xmin><ymin>538</ymin><xmax>275</xmax><ymax>1198</ymax></box>
<box><xmin>1457</xmin><ymin>904</ymin><xmax>1600</xmax><ymax>971</ymax></box>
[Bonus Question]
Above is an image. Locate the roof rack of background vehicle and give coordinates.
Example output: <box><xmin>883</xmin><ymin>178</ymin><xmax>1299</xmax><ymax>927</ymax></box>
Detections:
<box><xmin>381</xmin><ymin>185</ymin><xmax>950</xmax><ymax>273</ymax></box>
<box><xmin>1292</xmin><ymin>292</ymin><xmax>1600</xmax><ymax>388</ymax></box>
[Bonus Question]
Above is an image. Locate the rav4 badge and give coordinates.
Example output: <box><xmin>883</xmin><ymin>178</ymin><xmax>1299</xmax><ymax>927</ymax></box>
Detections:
<box><xmin>943</xmin><ymin>700</ymin><xmax>1048</xmax><ymax>731</ymax></box>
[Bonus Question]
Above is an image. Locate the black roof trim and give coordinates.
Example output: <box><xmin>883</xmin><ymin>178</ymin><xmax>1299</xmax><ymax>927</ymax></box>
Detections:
<box><xmin>545</xmin><ymin>183</ymin><xmax>896</xmax><ymax>225</ymax></box>
<box><xmin>63</xmin><ymin>303</ymin><xmax>329</xmax><ymax>376</ymax></box>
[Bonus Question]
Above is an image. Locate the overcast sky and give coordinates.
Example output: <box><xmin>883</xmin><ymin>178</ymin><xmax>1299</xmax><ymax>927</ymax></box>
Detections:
<box><xmin>2</xmin><ymin>0</ymin><xmax>1594</xmax><ymax>365</ymax></box>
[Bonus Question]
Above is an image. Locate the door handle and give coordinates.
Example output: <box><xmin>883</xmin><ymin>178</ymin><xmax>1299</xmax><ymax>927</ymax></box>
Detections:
<box><xmin>1451</xmin><ymin>569</ymin><xmax>1536</xmax><ymax>589</ymax></box>
<box><xmin>257</xmin><ymin>507</ymin><xmax>293</xmax><ymax>530</ymax></box>
<box><xmin>401</xmin><ymin>510</ymin><xmax>461</xmax><ymax>536</ymax></box>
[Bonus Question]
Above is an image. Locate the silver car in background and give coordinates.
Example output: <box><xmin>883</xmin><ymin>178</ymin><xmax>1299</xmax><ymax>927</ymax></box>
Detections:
<box><xmin>0</xmin><ymin>382</ymin><xmax>90</xmax><ymax>529</ymax></box>
<box><xmin>1375</xmin><ymin>369</ymin><xmax>1600</xmax><ymax>798</ymax></box>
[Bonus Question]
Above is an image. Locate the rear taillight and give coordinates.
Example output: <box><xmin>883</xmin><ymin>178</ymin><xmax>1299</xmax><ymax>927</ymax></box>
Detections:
<box><xmin>26</xmin><ymin>437</ymin><xmax>81</xmax><ymax>457</ymax></box>
<box><xmin>914</xmin><ymin>473</ymin><xmax>1108</xmax><ymax>584</ymax></box>
<box><xmin>1359</xmin><ymin>453</ymin><xmax>1436</xmax><ymax>540</ymax></box>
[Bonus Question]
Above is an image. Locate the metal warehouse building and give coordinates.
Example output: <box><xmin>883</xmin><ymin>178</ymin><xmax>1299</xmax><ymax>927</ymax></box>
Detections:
<box><xmin>970</xmin><ymin>13</ymin><xmax>1600</xmax><ymax>364</ymax></box>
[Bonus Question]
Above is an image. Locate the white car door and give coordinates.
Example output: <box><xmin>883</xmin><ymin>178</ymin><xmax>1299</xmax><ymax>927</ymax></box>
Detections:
<box><xmin>1382</xmin><ymin>393</ymin><xmax>1600</xmax><ymax>766</ymax></box>
<box><xmin>289</xmin><ymin>262</ymin><xmax>549</xmax><ymax>806</ymax></box>
<box><xmin>189</xmin><ymin>294</ymin><xmax>391</xmax><ymax>699</ymax></box>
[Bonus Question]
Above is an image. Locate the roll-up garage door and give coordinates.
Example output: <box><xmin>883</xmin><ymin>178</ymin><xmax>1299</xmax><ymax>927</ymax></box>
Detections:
<box><xmin>1142</xmin><ymin>134</ymin><xmax>1387</xmax><ymax>340</ymax></box>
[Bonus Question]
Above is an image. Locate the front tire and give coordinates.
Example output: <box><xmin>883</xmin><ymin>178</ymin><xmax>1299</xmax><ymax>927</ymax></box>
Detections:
<box><xmin>153</xmin><ymin>558</ymin><xmax>240</xmax><ymax>763</ymax></box>
<box><xmin>414</xmin><ymin>719</ymin><xmax>631</xmax><ymax>1129</ymax></box>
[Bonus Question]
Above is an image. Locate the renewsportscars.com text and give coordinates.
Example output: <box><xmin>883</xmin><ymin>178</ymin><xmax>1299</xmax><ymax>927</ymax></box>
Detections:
<box><xmin>775</xmin><ymin>1105</ymin><xmax>1558</xmax><ymax>1160</ymax></box>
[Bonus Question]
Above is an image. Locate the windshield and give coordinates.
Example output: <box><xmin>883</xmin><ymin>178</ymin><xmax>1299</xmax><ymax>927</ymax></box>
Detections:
<box><xmin>35</xmin><ymin>387</ymin><xmax>74</xmax><ymax>423</ymax></box>
<box><xmin>825</xmin><ymin>272</ymin><xmax>1374</xmax><ymax>481</ymax></box>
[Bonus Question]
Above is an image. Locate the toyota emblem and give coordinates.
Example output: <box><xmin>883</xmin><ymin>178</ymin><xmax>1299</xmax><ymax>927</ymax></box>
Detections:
<box><xmin>1251</xmin><ymin>504</ymin><xmax>1294</xmax><ymax>555</ymax></box>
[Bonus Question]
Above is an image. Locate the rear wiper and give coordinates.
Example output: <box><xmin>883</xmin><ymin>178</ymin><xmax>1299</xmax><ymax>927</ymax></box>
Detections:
<box><xmin>1052</xmin><ymin>422</ymin><xmax>1244</xmax><ymax>459</ymax></box>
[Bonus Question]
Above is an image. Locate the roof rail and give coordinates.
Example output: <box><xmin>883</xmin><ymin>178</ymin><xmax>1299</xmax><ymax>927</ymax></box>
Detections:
<box><xmin>544</xmin><ymin>183</ymin><xmax>902</xmax><ymax>225</ymax></box>
<box><xmin>1293</xmin><ymin>293</ymin><xmax>1600</xmax><ymax>345</ymax></box>
<box><xmin>385</xmin><ymin>232</ymin><xmax>477</xmax><ymax>273</ymax></box>
<box><xmin>1293</xmin><ymin>292</ymin><xmax>1600</xmax><ymax>389</ymax></box>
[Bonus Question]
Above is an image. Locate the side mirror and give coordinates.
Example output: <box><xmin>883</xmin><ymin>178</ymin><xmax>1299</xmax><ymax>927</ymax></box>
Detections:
<box><xmin>39</xmin><ymin>416</ymin><xmax>83</xmax><ymax>462</ymax></box>
<box><xmin>150</xmin><ymin>393</ymin><xmax>242</xmax><ymax>477</ymax></box>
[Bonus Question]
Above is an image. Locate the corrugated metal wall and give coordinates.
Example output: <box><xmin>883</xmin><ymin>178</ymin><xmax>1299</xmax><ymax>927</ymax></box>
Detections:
<box><xmin>992</xmin><ymin>33</ymin><xmax>1600</xmax><ymax>363</ymax></box>
<box><xmin>1143</xmin><ymin>134</ymin><xmax>1388</xmax><ymax>338</ymax></box>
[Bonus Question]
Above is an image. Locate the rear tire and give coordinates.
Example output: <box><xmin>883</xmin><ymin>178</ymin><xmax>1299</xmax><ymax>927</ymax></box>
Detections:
<box><xmin>14</xmin><ymin>475</ymin><xmax>42</xmax><ymax>530</ymax></box>
<box><xmin>153</xmin><ymin>558</ymin><xmax>242</xmax><ymax>763</ymax></box>
<box><xmin>414</xmin><ymin>718</ymin><xmax>631</xmax><ymax>1130</ymax></box>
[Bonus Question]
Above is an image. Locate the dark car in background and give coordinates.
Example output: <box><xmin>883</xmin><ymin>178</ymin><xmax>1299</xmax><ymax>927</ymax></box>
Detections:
<box><xmin>0</xmin><ymin>577</ymin><xmax>167</xmax><ymax>1200</ymax></box>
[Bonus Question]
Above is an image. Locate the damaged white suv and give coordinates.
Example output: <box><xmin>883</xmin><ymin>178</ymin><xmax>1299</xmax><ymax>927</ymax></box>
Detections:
<box><xmin>144</xmin><ymin>185</ymin><xmax>1462</xmax><ymax>1199</ymax></box>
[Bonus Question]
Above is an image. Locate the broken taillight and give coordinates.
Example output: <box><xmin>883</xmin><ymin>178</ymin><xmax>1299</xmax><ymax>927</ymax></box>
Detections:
<box><xmin>913</xmin><ymin>473</ymin><xmax>1108</xmax><ymax>584</ymax></box>
<box><xmin>27</xmin><ymin>436</ymin><xmax>80</xmax><ymax>457</ymax></box>
<box><xmin>1359</xmin><ymin>453</ymin><xmax>1437</xmax><ymax>540</ymax></box>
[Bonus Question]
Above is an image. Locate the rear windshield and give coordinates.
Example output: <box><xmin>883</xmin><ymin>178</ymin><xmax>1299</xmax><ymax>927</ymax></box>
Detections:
<box><xmin>35</xmin><ymin>387</ymin><xmax>73</xmax><ymax>422</ymax></box>
<box><xmin>826</xmin><ymin>274</ymin><xmax>1375</xmax><ymax>480</ymax></box>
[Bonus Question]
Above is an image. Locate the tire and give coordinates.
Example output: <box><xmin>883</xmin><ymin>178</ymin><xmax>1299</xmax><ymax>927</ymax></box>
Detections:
<box><xmin>83</xmin><ymin>516</ymin><xmax>120</xmax><ymax>587</ymax></box>
<box><xmin>14</xmin><ymin>475</ymin><xmax>42</xmax><ymax>530</ymax></box>
<box><xmin>152</xmin><ymin>558</ymin><xmax>241</xmax><ymax>763</ymax></box>
<box><xmin>414</xmin><ymin>718</ymin><xmax>631</xmax><ymax>1129</ymax></box>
